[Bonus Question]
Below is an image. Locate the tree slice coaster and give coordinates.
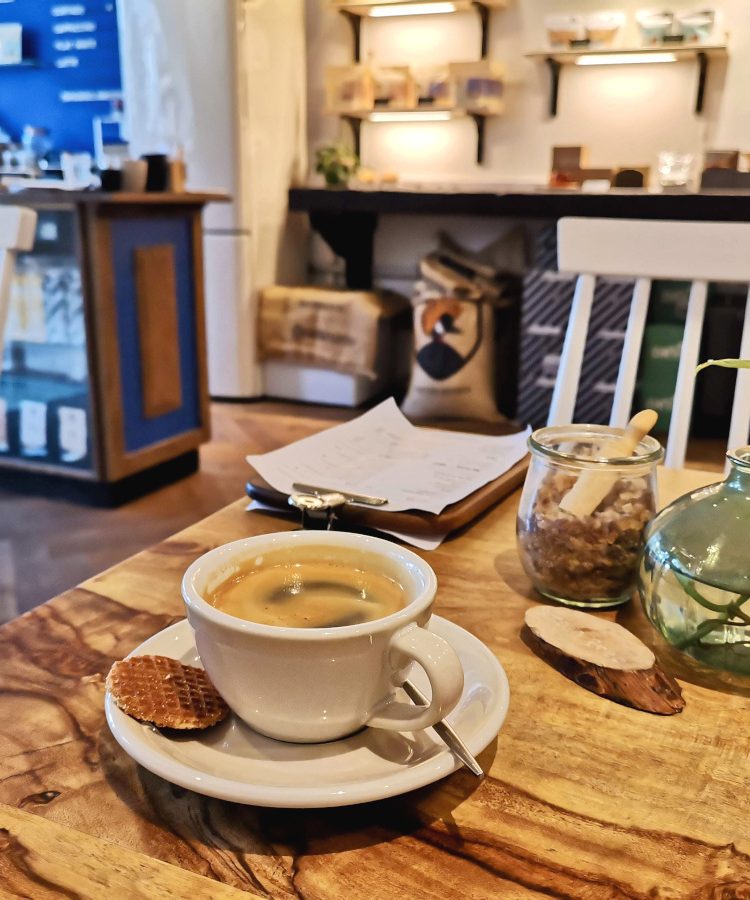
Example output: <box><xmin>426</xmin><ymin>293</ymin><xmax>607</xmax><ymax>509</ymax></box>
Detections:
<box><xmin>523</xmin><ymin>607</ymin><xmax>685</xmax><ymax>715</ymax></box>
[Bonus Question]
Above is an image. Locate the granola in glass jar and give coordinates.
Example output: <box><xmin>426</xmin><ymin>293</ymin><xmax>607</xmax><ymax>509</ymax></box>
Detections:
<box><xmin>516</xmin><ymin>426</ymin><xmax>662</xmax><ymax>609</ymax></box>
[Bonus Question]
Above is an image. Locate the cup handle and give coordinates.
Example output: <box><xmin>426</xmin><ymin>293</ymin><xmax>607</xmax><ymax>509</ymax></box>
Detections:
<box><xmin>366</xmin><ymin>623</ymin><xmax>464</xmax><ymax>732</ymax></box>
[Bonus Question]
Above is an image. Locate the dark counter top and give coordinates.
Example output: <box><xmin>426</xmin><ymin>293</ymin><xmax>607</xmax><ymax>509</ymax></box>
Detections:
<box><xmin>290</xmin><ymin>186</ymin><xmax>750</xmax><ymax>221</ymax></box>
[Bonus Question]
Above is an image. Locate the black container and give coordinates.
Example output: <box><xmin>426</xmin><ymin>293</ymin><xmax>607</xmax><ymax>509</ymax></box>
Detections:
<box><xmin>142</xmin><ymin>153</ymin><xmax>169</xmax><ymax>191</ymax></box>
<box><xmin>100</xmin><ymin>169</ymin><xmax>123</xmax><ymax>191</ymax></box>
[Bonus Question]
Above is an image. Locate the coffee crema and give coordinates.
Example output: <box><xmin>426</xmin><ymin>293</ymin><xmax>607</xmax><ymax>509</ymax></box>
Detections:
<box><xmin>207</xmin><ymin>559</ymin><xmax>407</xmax><ymax>628</ymax></box>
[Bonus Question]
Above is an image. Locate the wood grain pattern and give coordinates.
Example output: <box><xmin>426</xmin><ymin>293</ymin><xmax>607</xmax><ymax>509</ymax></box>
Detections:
<box><xmin>134</xmin><ymin>244</ymin><xmax>183</xmax><ymax>419</ymax></box>
<box><xmin>0</xmin><ymin>802</ymin><xmax>251</xmax><ymax>899</ymax></box>
<box><xmin>0</xmin><ymin>416</ymin><xmax>748</xmax><ymax>897</ymax></box>
<box><xmin>521</xmin><ymin>624</ymin><xmax>685</xmax><ymax>715</ymax></box>
<box><xmin>82</xmin><ymin>204</ymin><xmax>120</xmax><ymax>480</ymax></box>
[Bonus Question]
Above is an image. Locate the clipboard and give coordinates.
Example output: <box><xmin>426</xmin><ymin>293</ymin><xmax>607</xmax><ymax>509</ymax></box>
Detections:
<box><xmin>246</xmin><ymin>455</ymin><xmax>529</xmax><ymax>539</ymax></box>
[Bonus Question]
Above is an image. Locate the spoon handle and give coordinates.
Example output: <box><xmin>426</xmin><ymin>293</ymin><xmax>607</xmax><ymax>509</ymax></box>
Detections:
<box><xmin>402</xmin><ymin>679</ymin><xmax>484</xmax><ymax>778</ymax></box>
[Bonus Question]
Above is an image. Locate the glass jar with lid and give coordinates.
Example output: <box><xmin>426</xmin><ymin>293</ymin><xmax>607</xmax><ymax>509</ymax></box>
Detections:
<box><xmin>517</xmin><ymin>425</ymin><xmax>663</xmax><ymax>609</ymax></box>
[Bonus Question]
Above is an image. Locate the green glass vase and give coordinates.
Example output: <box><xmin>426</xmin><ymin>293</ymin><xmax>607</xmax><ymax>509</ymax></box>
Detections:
<box><xmin>639</xmin><ymin>447</ymin><xmax>750</xmax><ymax>675</ymax></box>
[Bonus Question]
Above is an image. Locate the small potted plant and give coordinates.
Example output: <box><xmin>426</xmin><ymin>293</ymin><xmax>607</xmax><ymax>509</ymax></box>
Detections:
<box><xmin>315</xmin><ymin>143</ymin><xmax>360</xmax><ymax>188</ymax></box>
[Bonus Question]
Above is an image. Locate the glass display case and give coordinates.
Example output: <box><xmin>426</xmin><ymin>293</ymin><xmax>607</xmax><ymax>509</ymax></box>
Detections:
<box><xmin>0</xmin><ymin>189</ymin><xmax>217</xmax><ymax>504</ymax></box>
<box><xmin>1</xmin><ymin>206</ymin><xmax>95</xmax><ymax>475</ymax></box>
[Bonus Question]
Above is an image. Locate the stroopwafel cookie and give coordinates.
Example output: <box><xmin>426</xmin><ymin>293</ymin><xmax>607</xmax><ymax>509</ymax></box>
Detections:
<box><xmin>106</xmin><ymin>655</ymin><xmax>229</xmax><ymax>730</ymax></box>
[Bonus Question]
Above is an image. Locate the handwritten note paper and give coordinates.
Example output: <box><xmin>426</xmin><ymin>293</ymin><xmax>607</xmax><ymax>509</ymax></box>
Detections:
<box><xmin>247</xmin><ymin>399</ymin><xmax>530</xmax><ymax>515</ymax></box>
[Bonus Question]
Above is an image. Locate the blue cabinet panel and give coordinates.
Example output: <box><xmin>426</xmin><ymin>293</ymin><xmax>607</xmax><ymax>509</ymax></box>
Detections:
<box><xmin>109</xmin><ymin>216</ymin><xmax>201</xmax><ymax>453</ymax></box>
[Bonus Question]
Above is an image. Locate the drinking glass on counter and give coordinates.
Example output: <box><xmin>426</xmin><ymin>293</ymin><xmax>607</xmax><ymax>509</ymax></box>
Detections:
<box><xmin>517</xmin><ymin>425</ymin><xmax>663</xmax><ymax>609</ymax></box>
<box><xmin>657</xmin><ymin>151</ymin><xmax>695</xmax><ymax>188</ymax></box>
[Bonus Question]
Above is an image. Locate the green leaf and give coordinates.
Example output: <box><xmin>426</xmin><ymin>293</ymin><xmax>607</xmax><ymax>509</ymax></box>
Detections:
<box><xmin>696</xmin><ymin>358</ymin><xmax>750</xmax><ymax>374</ymax></box>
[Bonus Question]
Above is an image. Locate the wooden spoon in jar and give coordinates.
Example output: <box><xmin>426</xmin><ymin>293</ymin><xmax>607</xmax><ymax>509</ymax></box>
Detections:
<box><xmin>558</xmin><ymin>409</ymin><xmax>658</xmax><ymax>518</ymax></box>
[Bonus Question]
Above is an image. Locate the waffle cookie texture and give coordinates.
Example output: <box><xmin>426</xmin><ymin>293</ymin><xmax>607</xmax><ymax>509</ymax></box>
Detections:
<box><xmin>106</xmin><ymin>655</ymin><xmax>230</xmax><ymax>730</ymax></box>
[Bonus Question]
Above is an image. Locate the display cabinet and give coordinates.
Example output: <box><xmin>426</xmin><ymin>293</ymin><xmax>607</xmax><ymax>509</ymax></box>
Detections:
<box><xmin>0</xmin><ymin>190</ymin><xmax>225</xmax><ymax>504</ymax></box>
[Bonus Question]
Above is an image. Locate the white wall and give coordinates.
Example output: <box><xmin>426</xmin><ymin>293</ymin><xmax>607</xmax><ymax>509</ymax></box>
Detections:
<box><xmin>306</xmin><ymin>0</ymin><xmax>749</xmax><ymax>186</ymax></box>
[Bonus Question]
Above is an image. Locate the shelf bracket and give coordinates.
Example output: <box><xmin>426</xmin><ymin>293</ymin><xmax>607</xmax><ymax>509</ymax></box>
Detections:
<box><xmin>341</xmin><ymin>10</ymin><xmax>362</xmax><ymax>63</ymax></box>
<box><xmin>695</xmin><ymin>51</ymin><xmax>708</xmax><ymax>114</ymax></box>
<box><xmin>470</xmin><ymin>113</ymin><xmax>486</xmax><ymax>165</ymax></box>
<box><xmin>342</xmin><ymin>116</ymin><xmax>362</xmax><ymax>158</ymax></box>
<box><xmin>545</xmin><ymin>57</ymin><xmax>562</xmax><ymax>117</ymax></box>
<box><xmin>472</xmin><ymin>2</ymin><xmax>491</xmax><ymax>59</ymax></box>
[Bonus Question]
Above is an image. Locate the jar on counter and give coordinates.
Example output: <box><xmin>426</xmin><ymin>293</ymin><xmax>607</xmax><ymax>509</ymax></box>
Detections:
<box><xmin>516</xmin><ymin>425</ymin><xmax>663</xmax><ymax>609</ymax></box>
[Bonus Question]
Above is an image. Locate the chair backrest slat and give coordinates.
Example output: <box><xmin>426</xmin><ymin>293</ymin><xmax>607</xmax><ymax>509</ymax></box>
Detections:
<box><xmin>609</xmin><ymin>276</ymin><xmax>651</xmax><ymax>428</ymax></box>
<box><xmin>726</xmin><ymin>286</ymin><xmax>750</xmax><ymax>463</ymax></box>
<box><xmin>558</xmin><ymin>218</ymin><xmax>750</xmax><ymax>282</ymax></box>
<box><xmin>555</xmin><ymin>217</ymin><xmax>750</xmax><ymax>468</ymax></box>
<box><xmin>548</xmin><ymin>273</ymin><xmax>595</xmax><ymax>426</ymax></box>
<box><xmin>664</xmin><ymin>279</ymin><xmax>708</xmax><ymax>468</ymax></box>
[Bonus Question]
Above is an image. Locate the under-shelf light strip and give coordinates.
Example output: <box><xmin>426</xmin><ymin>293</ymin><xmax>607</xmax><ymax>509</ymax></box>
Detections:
<box><xmin>575</xmin><ymin>52</ymin><xmax>678</xmax><ymax>66</ymax></box>
<box><xmin>368</xmin><ymin>2</ymin><xmax>457</xmax><ymax>17</ymax></box>
<box><xmin>368</xmin><ymin>110</ymin><xmax>456</xmax><ymax>121</ymax></box>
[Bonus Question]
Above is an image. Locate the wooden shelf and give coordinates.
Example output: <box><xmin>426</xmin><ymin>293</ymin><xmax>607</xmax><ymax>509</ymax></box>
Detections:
<box><xmin>525</xmin><ymin>42</ymin><xmax>727</xmax><ymax>64</ymax></box>
<box><xmin>334</xmin><ymin>0</ymin><xmax>505</xmax><ymax>60</ymax></box>
<box><xmin>332</xmin><ymin>107</ymin><xmax>501</xmax><ymax>164</ymax></box>
<box><xmin>333</xmin><ymin>0</ymin><xmax>506</xmax><ymax>14</ymax></box>
<box><xmin>330</xmin><ymin>0</ymin><xmax>507</xmax><ymax>161</ymax></box>
<box><xmin>0</xmin><ymin>190</ymin><xmax>229</xmax><ymax>206</ymax></box>
<box><xmin>332</xmin><ymin>106</ymin><xmax>498</xmax><ymax>119</ymax></box>
<box><xmin>525</xmin><ymin>43</ymin><xmax>728</xmax><ymax>116</ymax></box>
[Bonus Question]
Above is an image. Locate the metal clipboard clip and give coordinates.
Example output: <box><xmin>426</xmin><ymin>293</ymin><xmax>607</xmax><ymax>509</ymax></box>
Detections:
<box><xmin>288</xmin><ymin>484</ymin><xmax>388</xmax><ymax>531</ymax></box>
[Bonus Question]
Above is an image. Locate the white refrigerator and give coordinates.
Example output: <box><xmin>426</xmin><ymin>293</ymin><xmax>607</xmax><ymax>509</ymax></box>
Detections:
<box><xmin>117</xmin><ymin>0</ymin><xmax>307</xmax><ymax>398</ymax></box>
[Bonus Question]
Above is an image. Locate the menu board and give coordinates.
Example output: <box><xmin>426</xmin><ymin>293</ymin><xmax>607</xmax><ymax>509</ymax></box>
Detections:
<box><xmin>0</xmin><ymin>0</ymin><xmax>122</xmax><ymax>153</ymax></box>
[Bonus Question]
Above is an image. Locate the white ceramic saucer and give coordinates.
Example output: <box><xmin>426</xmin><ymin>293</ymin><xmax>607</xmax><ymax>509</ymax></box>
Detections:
<box><xmin>105</xmin><ymin>617</ymin><xmax>509</xmax><ymax>808</ymax></box>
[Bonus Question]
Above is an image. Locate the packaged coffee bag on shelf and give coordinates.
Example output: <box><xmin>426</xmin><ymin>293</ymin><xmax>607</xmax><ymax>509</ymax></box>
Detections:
<box><xmin>401</xmin><ymin>248</ymin><xmax>512</xmax><ymax>424</ymax></box>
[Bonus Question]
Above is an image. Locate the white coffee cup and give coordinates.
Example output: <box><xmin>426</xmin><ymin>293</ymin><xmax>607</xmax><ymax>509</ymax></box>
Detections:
<box><xmin>182</xmin><ymin>531</ymin><xmax>464</xmax><ymax>743</ymax></box>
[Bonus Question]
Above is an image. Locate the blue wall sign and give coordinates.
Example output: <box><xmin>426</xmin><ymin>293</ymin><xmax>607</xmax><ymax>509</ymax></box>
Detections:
<box><xmin>0</xmin><ymin>0</ymin><xmax>122</xmax><ymax>153</ymax></box>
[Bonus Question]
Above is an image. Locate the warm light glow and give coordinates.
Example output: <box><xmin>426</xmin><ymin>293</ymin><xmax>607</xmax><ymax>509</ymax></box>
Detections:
<box><xmin>575</xmin><ymin>52</ymin><xmax>678</xmax><ymax>66</ymax></box>
<box><xmin>368</xmin><ymin>2</ymin><xmax>457</xmax><ymax>17</ymax></box>
<box><xmin>368</xmin><ymin>110</ymin><xmax>456</xmax><ymax>121</ymax></box>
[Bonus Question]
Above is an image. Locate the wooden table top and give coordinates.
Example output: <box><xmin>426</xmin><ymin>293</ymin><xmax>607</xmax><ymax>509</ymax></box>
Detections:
<box><xmin>0</xmin><ymin>426</ymin><xmax>747</xmax><ymax>897</ymax></box>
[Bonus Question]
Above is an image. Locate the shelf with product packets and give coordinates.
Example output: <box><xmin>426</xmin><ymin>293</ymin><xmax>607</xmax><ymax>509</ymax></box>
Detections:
<box><xmin>0</xmin><ymin>190</ymin><xmax>225</xmax><ymax>504</ymax></box>
<box><xmin>326</xmin><ymin>60</ymin><xmax>505</xmax><ymax>164</ymax></box>
<box><xmin>327</xmin><ymin>1</ymin><xmax>507</xmax><ymax>166</ymax></box>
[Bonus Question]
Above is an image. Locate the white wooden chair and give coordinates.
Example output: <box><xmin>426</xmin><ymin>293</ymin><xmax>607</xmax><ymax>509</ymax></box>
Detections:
<box><xmin>0</xmin><ymin>206</ymin><xmax>37</xmax><ymax>349</ymax></box>
<box><xmin>552</xmin><ymin>217</ymin><xmax>750</xmax><ymax>468</ymax></box>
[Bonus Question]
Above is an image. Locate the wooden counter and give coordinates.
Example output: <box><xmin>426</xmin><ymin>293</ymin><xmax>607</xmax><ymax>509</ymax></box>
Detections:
<box><xmin>0</xmin><ymin>189</ymin><xmax>228</xmax><ymax>207</ymax></box>
<box><xmin>289</xmin><ymin>184</ymin><xmax>750</xmax><ymax>288</ymax></box>
<box><xmin>289</xmin><ymin>185</ymin><xmax>750</xmax><ymax>222</ymax></box>
<box><xmin>0</xmin><ymin>410</ymin><xmax>747</xmax><ymax>896</ymax></box>
<box><xmin>290</xmin><ymin>184</ymin><xmax>750</xmax><ymax>220</ymax></box>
